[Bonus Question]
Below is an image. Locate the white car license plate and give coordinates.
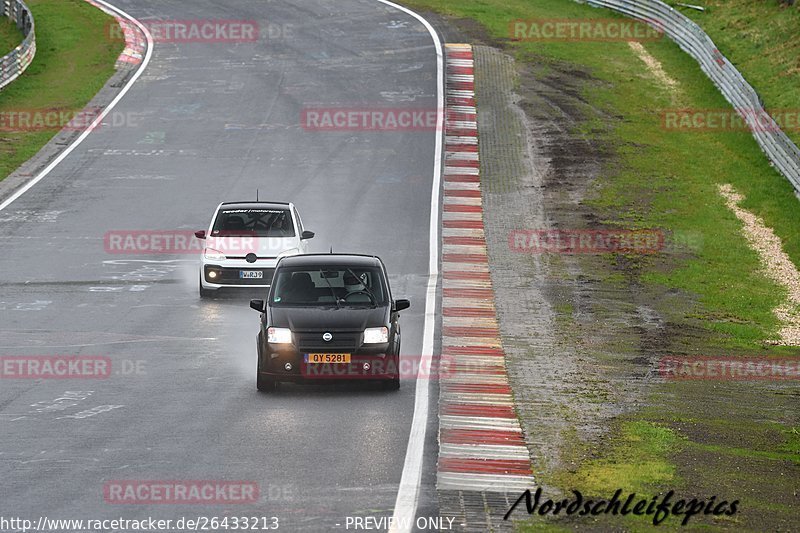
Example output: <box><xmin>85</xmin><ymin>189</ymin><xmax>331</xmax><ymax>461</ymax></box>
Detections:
<box><xmin>239</xmin><ymin>270</ymin><xmax>263</xmax><ymax>279</ymax></box>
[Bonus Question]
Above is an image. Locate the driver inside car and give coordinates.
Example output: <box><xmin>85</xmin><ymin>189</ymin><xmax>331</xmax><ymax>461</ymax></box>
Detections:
<box><xmin>341</xmin><ymin>271</ymin><xmax>371</xmax><ymax>303</ymax></box>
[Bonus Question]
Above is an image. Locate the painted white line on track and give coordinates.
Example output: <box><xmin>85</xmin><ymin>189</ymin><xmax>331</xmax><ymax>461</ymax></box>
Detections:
<box><xmin>0</xmin><ymin>1</ymin><xmax>153</xmax><ymax>213</ymax></box>
<box><xmin>375</xmin><ymin>2</ymin><xmax>442</xmax><ymax>533</ymax></box>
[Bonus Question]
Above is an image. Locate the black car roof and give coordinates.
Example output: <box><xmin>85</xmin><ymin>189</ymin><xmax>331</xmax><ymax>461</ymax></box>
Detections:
<box><xmin>277</xmin><ymin>254</ymin><xmax>383</xmax><ymax>268</ymax></box>
<box><xmin>219</xmin><ymin>201</ymin><xmax>291</xmax><ymax>211</ymax></box>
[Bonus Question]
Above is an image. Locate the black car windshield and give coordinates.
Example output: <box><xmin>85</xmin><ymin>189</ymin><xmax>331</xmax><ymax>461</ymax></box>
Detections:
<box><xmin>211</xmin><ymin>209</ymin><xmax>295</xmax><ymax>237</ymax></box>
<box><xmin>271</xmin><ymin>266</ymin><xmax>387</xmax><ymax>306</ymax></box>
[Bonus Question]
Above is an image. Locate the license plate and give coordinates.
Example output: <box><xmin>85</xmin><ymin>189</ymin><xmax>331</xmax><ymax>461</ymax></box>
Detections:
<box><xmin>239</xmin><ymin>270</ymin><xmax>263</xmax><ymax>279</ymax></box>
<box><xmin>305</xmin><ymin>353</ymin><xmax>351</xmax><ymax>364</ymax></box>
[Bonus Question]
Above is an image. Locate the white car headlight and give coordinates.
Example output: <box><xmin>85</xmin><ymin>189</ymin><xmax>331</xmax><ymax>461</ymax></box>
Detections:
<box><xmin>277</xmin><ymin>248</ymin><xmax>301</xmax><ymax>258</ymax></box>
<box><xmin>267</xmin><ymin>327</ymin><xmax>293</xmax><ymax>344</ymax></box>
<box><xmin>363</xmin><ymin>327</ymin><xmax>389</xmax><ymax>344</ymax></box>
<box><xmin>204</xmin><ymin>247</ymin><xmax>226</xmax><ymax>260</ymax></box>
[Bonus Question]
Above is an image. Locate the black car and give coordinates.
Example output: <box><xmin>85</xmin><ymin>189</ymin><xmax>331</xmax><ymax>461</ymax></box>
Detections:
<box><xmin>249</xmin><ymin>254</ymin><xmax>410</xmax><ymax>391</ymax></box>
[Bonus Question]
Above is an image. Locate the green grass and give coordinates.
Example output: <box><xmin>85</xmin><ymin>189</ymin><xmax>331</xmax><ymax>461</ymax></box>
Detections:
<box><xmin>0</xmin><ymin>0</ymin><xmax>123</xmax><ymax>180</ymax></box>
<box><xmin>679</xmin><ymin>0</ymin><xmax>800</xmax><ymax>146</ymax></box>
<box><xmin>513</xmin><ymin>421</ymin><xmax>684</xmax><ymax>532</ymax></box>
<box><xmin>565</xmin><ymin>421</ymin><xmax>681</xmax><ymax>493</ymax></box>
<box><xmin>407</xmin><ymin>0</ymin><xmax>800</xmax><ymax>349</ymax></box>
<box><xmin>0</xmin><ymin>16</ymin><xmax>23</xmax><ymax>56</ymax></box>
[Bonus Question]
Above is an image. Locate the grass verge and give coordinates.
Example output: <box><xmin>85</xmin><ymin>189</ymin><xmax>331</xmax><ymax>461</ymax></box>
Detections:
<box><xmin>678</xmin><ymin>0</ymin><xmax>800</xmax><ymax>147</ymax></box>
<box><xmin>0</xmin><ymin>0</ymin><xmax>123</xmax><ymax>181</ymax></box>
<box><xmin>0</xmin><ymin>15</ymin><xmax>23</xmax><ymax>56</ymax></box>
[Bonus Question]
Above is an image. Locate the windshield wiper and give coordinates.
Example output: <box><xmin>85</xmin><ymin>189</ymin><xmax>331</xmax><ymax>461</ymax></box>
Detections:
<box><xmin>319</xmin><ymin>269</ymin><xmax>341</xmax><ymax>309</ymax></box>
<box><xmin>345</xmin><ymin>268</ymin><xmax>377</xmax><ymax>307</ymax></box>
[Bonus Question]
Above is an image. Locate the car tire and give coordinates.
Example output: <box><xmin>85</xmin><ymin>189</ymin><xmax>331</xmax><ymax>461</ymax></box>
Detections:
<box><xmin>199</xmin><ymin>274</ymin><xmax>213</xmax><ymax>298</ymax></box>
<box><xmin>383</xmin><ymin>377</ymin><xmax>400</xmax><ymax>390</ymax></box>
<box><xmin>257</xmin><ymin>372</ymin><xmax>276</xmax><ymax>392</ymax></box>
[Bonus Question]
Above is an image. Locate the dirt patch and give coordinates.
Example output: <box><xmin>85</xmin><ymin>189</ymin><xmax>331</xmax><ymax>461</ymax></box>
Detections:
<box><xmin>628</xmin><ymin>41</ymin><xmax>681</xmax><ymax>99</ymax></box>
<box><xmin>472</xmin><ymin>42</ymin><xmax>657</xmax><ymax>479</ymax></box>
<box><xmin>718</xmin><ymin>183</ymin><xmax>800</xmax><ymax>345</ymax></box>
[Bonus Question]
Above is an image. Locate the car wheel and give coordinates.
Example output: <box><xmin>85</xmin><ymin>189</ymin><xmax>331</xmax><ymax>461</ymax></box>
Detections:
<box><xmin>383</xmin><ymin>377</ymin><xmax>400</xmax><ymax>390</ymax></box>
<box><xmin>257</xmin><ymin>372</ymin><xmax>276</xmax><ymax>392</ymax></box>
<box><xmin>199</xmin><ymin>274</ymin><xmax>213</xmax><ymax>298</ymax></box>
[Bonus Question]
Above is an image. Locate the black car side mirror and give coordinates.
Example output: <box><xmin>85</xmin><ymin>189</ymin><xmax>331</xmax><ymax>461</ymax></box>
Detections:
<box><xmin>194</xmin><ymin>230</ymin><xmax>206</xmax><ymax>239</ymax></box>
<box><xmin>301</xmin><ymin>230</ymin><xmax>315</xmax><ymax>240</ymax></box>
<box><xmin>250</xmin><ymin>299</ymin><xmax>265</xmax><ymax>312</ymax></box>
<box><xmin>394</xmin><ymin>299</ymin><xmax>410</xmax><ymax>312</ymax></box>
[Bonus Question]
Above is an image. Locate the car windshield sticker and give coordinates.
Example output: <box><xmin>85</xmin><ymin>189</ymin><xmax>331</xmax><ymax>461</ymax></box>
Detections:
<box><xmin>222</xmin><ymin>209</ymin><xmax>285</xmax><ymax>214</ymax></box>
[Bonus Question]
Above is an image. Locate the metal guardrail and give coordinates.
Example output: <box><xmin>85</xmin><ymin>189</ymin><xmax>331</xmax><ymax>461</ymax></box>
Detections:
<box><xmin>581</xmin><ymin>0</ymin><xmax>800</xmax><ymax>194</ymax></box>
<box><xmin>0</xmin><ymin>0</ymin><xmax>35</xmax><ymax>91</ymax></box>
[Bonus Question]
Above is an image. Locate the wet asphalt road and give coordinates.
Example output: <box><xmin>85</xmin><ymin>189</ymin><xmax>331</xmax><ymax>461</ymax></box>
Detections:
<box><xmin>0</xmin><ymin>1</ymin><xmax>440</xmax><ymax>530</ymax></box>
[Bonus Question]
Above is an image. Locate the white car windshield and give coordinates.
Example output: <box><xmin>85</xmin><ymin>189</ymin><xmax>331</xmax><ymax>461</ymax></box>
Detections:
<box><xmin>211</xmin><ymin>208</ymin><xmax>295</xmax><ymax>238</ymax></box>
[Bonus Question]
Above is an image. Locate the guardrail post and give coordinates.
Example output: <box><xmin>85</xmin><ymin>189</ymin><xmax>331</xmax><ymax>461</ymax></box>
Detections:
<box><xmin>576</xmin><ymin>0</ymin><xmax>800</xmax><ymax>194</ymax></box>
<box><xmin>0</xmin><ymin>0</ymin><xmax>35</xmax><ymax>91</ymax></box>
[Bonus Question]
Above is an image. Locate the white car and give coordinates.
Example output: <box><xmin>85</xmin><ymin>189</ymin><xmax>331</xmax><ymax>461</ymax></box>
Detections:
<box><xmin>196</xmin><ymin>201</ymin><xmax>314</xmax><ymax>297</ymax></box>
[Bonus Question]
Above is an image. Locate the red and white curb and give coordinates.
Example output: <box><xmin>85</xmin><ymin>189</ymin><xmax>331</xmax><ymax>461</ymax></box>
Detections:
<box><xmin>85</xmin><ymin>0</ymin><xmax>147</xmax><ymax>66</ymax></box>
<box><xmin>437</xmin><ymin>43</ymin><xmax>535</xmax><ymax>493</ymax></box>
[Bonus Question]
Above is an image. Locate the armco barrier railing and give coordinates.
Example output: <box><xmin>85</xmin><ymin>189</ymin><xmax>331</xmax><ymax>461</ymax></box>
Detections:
<box><xmin>580</xmin><ymin>0</ymin><xmax>800</xmax><ymax>195</ymax></box>
<box><xmin>0</xmin><ymin>0</ymin><xmax>35</xmax><ymax>91</ymax></box>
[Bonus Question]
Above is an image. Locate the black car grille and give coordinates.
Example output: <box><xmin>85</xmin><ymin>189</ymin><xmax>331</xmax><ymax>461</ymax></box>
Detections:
<box><xmin>294</xmin><ymin>331</ymin><xmax>361</xmax><ymax>351</ymax></box>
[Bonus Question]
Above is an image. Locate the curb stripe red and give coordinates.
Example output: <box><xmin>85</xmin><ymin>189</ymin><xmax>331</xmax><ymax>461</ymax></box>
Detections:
<box><xmin>441</xmin><ymin>404</ymin><xmax>516</xmax><ymax>418</ymax></box>
<box><xmin>443</xmin><ymin>236</ymin><xmax>486</xmax><ymax>245</ymax></box>
<box><xmin>444</xmin><ymin>175</ymin><xmax>481</xmax><ymax>183</ymax></box>
<box><xmin>443</xmin><ymin>307</ymin><xmax>496</xmax><ymax>317</ymax></box>
<box><xmin>443</xmin><ymin>189</ymin><xmax>481</xmax><ymax>198</ymax></box>
<box><xmin>442</xmin><ymin>253</ymin><xmax>488</xmax><ymax>263</ymax></box>
<box><xmin>442</xmin><ymin>327</ymin><xmax>500</xmax><ymax>338</ymax></box>
<box><xmin>441</xmin><ymin>428</ymin><xmax>526</xmax><ymax>446</ymax></box>
<box><xmin>442</xmin><ymin>288</ymin><xmax>494</xmax><ymax>299</ymax></box>
<box><xmin>443</xmin><ymin>271</ymin><xmax>491</xmax><ymax>281</ymax></box>
<box><xmin>442</xmin><ymin>220</ymin><xmax>484</xmax><ymax>229</ymax></box>
<box><xmin>445</xmin><ymin>144</ymin><xmax>479</xmax><ymax>152</ymax></box>
<box><xmin>439</xmin><ymin>458</ymin><xmax>533</xmax><ymax>475</ymax></box>
<box><xmin>443</xmin><ymin>346</ymin><xmax>505</xmax><ymax>357</ymax></box>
